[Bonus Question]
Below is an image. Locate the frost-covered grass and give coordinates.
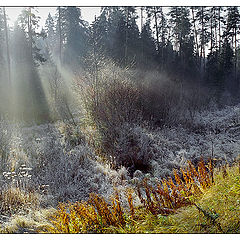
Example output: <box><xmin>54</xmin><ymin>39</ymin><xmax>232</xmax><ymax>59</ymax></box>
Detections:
<box><xmin>0</xmin><ymin>120</ymin><xmax>130</xmax><ymax>206</ymax></box>
<box><xmin>2</xmin><ymin>161</ymin><xmax>238</xmax><ymax>234</ymax></box>
<box><xmin>0</xmin><ymin>208</ymin><xmax>56</xmax><ymax>233</ymax></box>
<box><xmin>0</xmin><ymin>103</ymin><xmax>240</xmax><ymax>197</ymax></box>
<box><xmin>106</xmin><ymin>103</ymin><xmax>240</xmax><ymax>177</ymax></box>
<box><xmin>0</xmin><ymin>102</ymin><xmax>239</xmax><ymax>230</ymax></box>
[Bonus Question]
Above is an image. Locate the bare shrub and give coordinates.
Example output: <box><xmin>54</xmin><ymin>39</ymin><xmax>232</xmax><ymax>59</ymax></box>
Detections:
<box><xmin>78</xmin><ymin>62</ymin><xmax>143</xmax><ymax>157</ymax></box>
<box><xmin>139</xmin><ymin>76</ymin><xmax>181</xmax><ymax>127</ymax></box>
<box><xmin>77</xmin><ymin>63</ymin><xmax>209</xmax><ymax>172</ymax></box>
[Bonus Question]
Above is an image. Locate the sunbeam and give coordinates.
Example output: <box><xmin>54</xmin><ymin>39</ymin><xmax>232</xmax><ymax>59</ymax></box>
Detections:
<box><xmin>0</xmin><ymin>6</ymin><xmax>240</xmax><ymax>234</ymax></box>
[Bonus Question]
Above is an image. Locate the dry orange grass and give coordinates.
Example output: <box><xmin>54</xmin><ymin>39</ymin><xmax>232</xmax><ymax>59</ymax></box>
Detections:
<box><xmin>46</xmin><ymin>158</ymin><xmax>215</xmax><ymax>233</ymax></box>
<box><xmin>135</xmin><ymin>158</ymin><xmax>213</xmax><ymax>216</ymax></box>
<box><xmin>45</xmin><ymin>191</ymin><xmax>126</xmax><ymax>233</ymax></box>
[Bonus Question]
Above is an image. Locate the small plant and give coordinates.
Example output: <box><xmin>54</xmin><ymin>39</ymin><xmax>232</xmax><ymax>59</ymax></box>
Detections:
<box><xmin>0</xmin><ymin>164</ymin><xmax>41</xmax><ymax>217</ymax></box>
<box><xmin>2</xmin><ymin>164</ymin><xmax>32</xmax><ymax>190</ymax></box>
<box><xmin>134</xmin><ymin>158</ymin><xmax>213</xmax><ymax>215</ymax></box>
<box><xmin>0</xmin><ymin>186</ymin><xmax>40</xmax><ymax>216</ymax></box>
<box><xmin>45</xmin><ymin>192</ymin><xmax>126</xmax><ymax>233</ymax></box>
<box><xmin>222</xmin><ymin>165</ymin><xmax>228</xmax><ymax>179</ymax></box>
<box><xmin>126</xmin><ymin>188</ymin><xmax>135</xmax><ymax>219</ymax></box>
<box><xmin>194</xmin><ymin>204</ymin><xmax>223</xmax><ymax>233</ymax></box>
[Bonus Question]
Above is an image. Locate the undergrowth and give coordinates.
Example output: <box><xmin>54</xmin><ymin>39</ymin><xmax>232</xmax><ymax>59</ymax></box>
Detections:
<box><xmin>42</xmin><ymin>157</ymin><xmax>237</xmax><ymax>234</ymax></box>
<box><xmin>2</xmin><ymin>157</ymin><xmax>240</xmax><ymax>234</ymax></box>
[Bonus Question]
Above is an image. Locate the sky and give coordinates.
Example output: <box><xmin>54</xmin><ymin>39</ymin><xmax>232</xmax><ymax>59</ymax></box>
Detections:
<box><xmin>5</xmin><ymin>7</ymin><xmax>101</xmax><ymax>28</ymax></box>
<box><xmin>5</xmin><ymin>6</ymin><xmax>143</xmax><ymax>32</ymax></box>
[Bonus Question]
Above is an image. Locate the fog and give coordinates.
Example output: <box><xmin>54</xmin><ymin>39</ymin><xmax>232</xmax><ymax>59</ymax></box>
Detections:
<box><xmin>0</xmin><ymin>6</ymin><xmax>240</xmax><ymax>233</ymax></box>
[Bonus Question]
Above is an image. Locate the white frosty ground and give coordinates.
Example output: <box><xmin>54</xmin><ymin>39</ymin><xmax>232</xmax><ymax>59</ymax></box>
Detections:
<box><xmin>0</xmin><ymin>103</ymin><xmax>239</xmax><ymax>204</ymax></box>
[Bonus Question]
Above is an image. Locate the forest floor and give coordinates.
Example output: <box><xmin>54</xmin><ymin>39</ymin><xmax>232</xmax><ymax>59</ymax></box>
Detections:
<box><xmin>1</xmin><ymin>163</ymin><xmax>240</xmax><ymax>233</ymax></box>
<box><xmin>0</xmin><ymin>103</ymin><xmax>240</xmax><ymax>233</ymax></box>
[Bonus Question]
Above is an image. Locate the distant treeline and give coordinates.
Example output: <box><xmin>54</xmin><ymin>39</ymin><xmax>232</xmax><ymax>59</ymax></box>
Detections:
<box><xmin>0</xmin><ymin>7</ymin><xmax>239</xmax><ymax>122</ymax></box>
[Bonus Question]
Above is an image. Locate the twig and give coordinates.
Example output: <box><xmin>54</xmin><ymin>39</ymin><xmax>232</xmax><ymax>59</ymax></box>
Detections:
<box><xmin>194</xmin><ymin>203</ymin><xmax>223</xmax><ymax>233</ymax></box>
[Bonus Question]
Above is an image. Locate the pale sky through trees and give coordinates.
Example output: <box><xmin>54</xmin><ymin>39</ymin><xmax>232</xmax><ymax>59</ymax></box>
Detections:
<box><xmin>0</xmin><ymin>5</ymin><xmax>240</xmax><ymax>234</ymax></box>
<box><xmin>5</xmin><ymin>7</ymin><xmax>101</xmax><ymax>28</ymax></box>
<box><xmin>5</xmin><ymin>7</ymin><xmax>146</xmax><ymax>33</ymax></box>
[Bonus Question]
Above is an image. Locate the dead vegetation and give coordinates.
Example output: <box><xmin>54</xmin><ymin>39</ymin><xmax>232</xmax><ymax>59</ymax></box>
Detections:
<box><xmin>43</xmin><ymin>158</ymin><xmax>216</xmax><ymax>233</ymax></box>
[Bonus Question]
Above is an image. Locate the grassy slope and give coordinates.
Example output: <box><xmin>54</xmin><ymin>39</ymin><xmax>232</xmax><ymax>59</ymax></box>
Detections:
<box><xmin>115</xmin><ymin>165</ymin><xmax>240</xmax><ymax>233</ymax></box>
<box><xmin>1</xmin><ymin>165</ymin><xmax>240</xmax><ymax>234</ymax></box>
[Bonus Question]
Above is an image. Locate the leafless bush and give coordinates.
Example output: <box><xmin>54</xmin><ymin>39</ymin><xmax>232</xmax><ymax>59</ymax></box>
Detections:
<box><xmin>76</xmin><ymin>62</ymin><xmax>221</xmax><ymax>173</ymax></box>
<box><xmin>77</xmin><ymin>62</ymin><xmax>143</xmax><ymax>156</ymax></box>
<box><xmin>139</xmin><ymin>76</ymin><xmax>181</xmax><ymax>127</ymax></box>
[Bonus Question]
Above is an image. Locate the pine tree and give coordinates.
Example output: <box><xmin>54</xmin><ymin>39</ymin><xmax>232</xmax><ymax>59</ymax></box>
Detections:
<box><xmin>44</xmin><ymin>13</ymin><xmax>55</xmax><ymax>51</ymax></box>
<box><xmin>123</xmin><ymin>7</ymin><xmax>140</xmax><ymax>66</ymax></box>
<box><xmin>145</xmin><ymin>7</ymin><xmax>161</xmax><ymax>55</ymax></box>
<box><xmin>14</xmin><ymin>10</ymin><xmax>50</xmax><ymax>122</ymax></box>
<box><xmin>0</xmin><ymin>8</ymin><xmax>5</xmax><ymax>66</ymax></box>
<box><xmin>90</xmin><ymin>10</ymin><xmax>110</xmax><ymax>56</ymax></box>
<box><xmin>145</xmin><ymin>7</ymin><xmax>174</xmax><ymax>71</ymax></box>
<box><xmin>225</xmin><ymin>7</ymin><xmax>240</xmax><ymax>92</ymax></box>
<box><xmin>169</xmin><ymin>7</ymin><xmax>196</xmax><ymax>79</ymax></box>
<box><xmin>195</xmin><ymin>7</ymin><xmax>211</xmax><ymax>74</ymax></box>
<box><xmin>61</xmin><ymin>7</ymin><xmax>89</xmax><ymax>69</ymax></box>
<box><xmin>139</xmin><ymin>19</ymin><xmax>156</xmax><ymax>67</ymax></box>
<box><xmin>113</xmin><ymin>11</ymin><xmax>126</xmax><ymax>64</ymax></box>
<box><xmin>2</xmin><ymin>7</ymin><xmax>11</xmax><ymax>85</ymax></box>
<box><xmin>18</xmin><ymin>7</ymin><xmax>46</xmax><ymax>65</ymax></box>
<box><xmin>0</xmin><ymin>8</ymin><xmax>8</xmax><ymax>118</ymax></box>
<box><xmin>101</xmin><ymin>7</ymin><xmax>122</xmax><ymax>62</ymax></box>
<box><xmin>11</xmin><ymin>26</ymin><xmax>36</xmax><ymax>121</ymax></box>
<box><xmin>220</xmin><ymin>38</ymin><xmax>234</xmax><ymax>94</ymax></box>
<box><xmin>100</xmin><ymin>7</ymin><xmax>140</xmax><ymax>66</ymax></box>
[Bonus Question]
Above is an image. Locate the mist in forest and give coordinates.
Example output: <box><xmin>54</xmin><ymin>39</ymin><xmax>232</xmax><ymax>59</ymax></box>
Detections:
<box><xmin>0</xmin><ymin>6</ymin><xmax>239</xmax><ymax>123</ymax></box>
<box><xmin>0</xmin><ymin>7</ymin><xmax>240</xmax><ymax>233</ymax></box>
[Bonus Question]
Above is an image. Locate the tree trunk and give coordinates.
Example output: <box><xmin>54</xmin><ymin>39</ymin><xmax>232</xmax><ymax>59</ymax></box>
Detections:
<box><xmin>214</xmin><ymin>8</ymin><xmax>217</xmax><ymax>50</ymax></box>
<box><xmin>28</xmin><ymin>7</ymin><xmax>33</xmax><ymax>60</ymax></box>
<box><xmin>234</xmin><ymin>27</ymin><xmax>237</xmax><ymax>82</ymax></box>
<box><xmin>218</xmin><ymin>7</ymin><xmax>221</xmax><ymax>51</ymax></box>
<box><xmin>93</xmin><ymin>15</ymin><xmax>99</xmax><ymax>107</ymax></box>
<box><xmin>141</xmin><ymin>7</ymin><xmax>144</xmax><ymax>62</ymax></box>
<box><xmin>3</xmin><ymin>7</ymin><xmax>11</xmax><ymax>86</ymax></box>
<box><xmin>200</xmin><ymin>7</ymin><xmax>204</xmax><ymax>69</ymax></box>
<box><xmin>124</xmin><ymin>7</ymin><xmax>129</xmax><ymax>65</ymax></box>
<box><xmin>160</xmin><ymin>7</ymin><xmax>164</xmax><ymax>70</ymax></box>
<box><xmin>58</xmin><ymin>7</ymin><xmax>62</xmax><ymax>64</ymax></box>
<box><xmin>210</xmin><ymin>8</ymin><xmax>213</xmax><ymax>53</ymax></box>
<box><xmin>154</xmin><ymin>7</ymin><xmax>160</xmax><ymax>54</ymax></box>
<box><xmin>191</xmin><ymin>7</ymin><xmax>199</xmax><ymax>57</ymax></box>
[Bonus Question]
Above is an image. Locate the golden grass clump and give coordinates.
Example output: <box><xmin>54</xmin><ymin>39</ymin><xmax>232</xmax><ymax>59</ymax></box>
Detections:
<box><xmin>45</xmin><ymin>192</ymin><xmax>126</xmax><ymax>233</ymax></box>
<box><xmin>109</xmin><ymin>164</ymin><xmax>240</xmax><ymax>234</ymax></box>
<box><xmin>127</xmin><ymin>188</ymin><xmax>135</xmax><ymax>219</ymax></box>
<box><xmin>0</xmin><ymin>187</ymin><xmax>40</xmax><ymax>216</ymax></box>
<box><xmin>0</xmin><ymin>208</ymin><xmax>56</xmax><ymax>233</ymax></box>
<box><xmin>3</xmin><ymin>157</ymin><xmax>239</xmax><ymax>234</ymax></box>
